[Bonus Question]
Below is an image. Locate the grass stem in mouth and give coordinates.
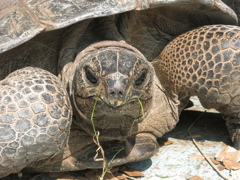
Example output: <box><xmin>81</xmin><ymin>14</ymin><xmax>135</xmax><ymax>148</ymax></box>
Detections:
<box><xmin>91</xmin><ymin>97</ymin><xmax>98</xmax><ymax>135</ymax></box>
<box><xmin>129</xmin><ymin>99</ymin><xmax>145</xmax><ymax>134</ymax></box>
<box><xmin>138</xmin><ymin>99</ymin><xmax>145</xmax><ymax>117</ymax></box>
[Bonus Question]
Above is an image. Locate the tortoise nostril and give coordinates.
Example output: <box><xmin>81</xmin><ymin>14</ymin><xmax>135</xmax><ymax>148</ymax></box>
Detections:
<box><xmin>118</xmin><ymin>91</ymin><xmax>123</xmax><ymax>98</ymax></box>
<box><xmin>109</xmin><ymin>90</ymin><xmax>123</xmax><ymax>98</ymax></box>
<box><xmin>110</xmin><ymin>91</ymin><xmax>115</xmax><ymax>97</ymax></box>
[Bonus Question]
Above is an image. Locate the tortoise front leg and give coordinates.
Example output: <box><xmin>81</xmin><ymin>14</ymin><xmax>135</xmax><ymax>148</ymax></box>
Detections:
<box><xmin>152</xmin><ymin>24</ymin><xmax>240</xmax><ymax>149</ymax></box>
<box><xmin>0</xmin><ymin>67</ymin><xmax>72</xmax><ymax>178</ymax></box>
<box><xmin>24</xmin><ymin>131</ymin><xmax>159</xmax><ymax>172</ymax></box>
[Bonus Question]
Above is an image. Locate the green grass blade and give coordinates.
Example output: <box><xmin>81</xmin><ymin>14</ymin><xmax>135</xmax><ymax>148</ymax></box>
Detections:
<box><xmin>138</xmin><ymin>99</ymin><xmax>145</xmax><ymax>117</ymax></box>
<box><xmin>91</xmin><ymin>98</ymin><xmax>98</xmax><ymax>135</ymax></box>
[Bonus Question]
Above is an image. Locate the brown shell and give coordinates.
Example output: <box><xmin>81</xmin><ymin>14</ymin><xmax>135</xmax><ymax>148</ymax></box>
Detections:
<box><xmin>0</xmin><ymin>0</ymin><xmax>237</xmax><ymax>54</ymax></box>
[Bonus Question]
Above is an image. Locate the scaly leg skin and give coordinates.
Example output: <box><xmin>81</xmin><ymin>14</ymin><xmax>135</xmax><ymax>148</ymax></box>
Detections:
<box><xmin>0</xmin><ymin>67</ymin><xmax>72</xmax><ymax>178</ymax></box>
<box><xmin>153</xmin><ymin>24</ymin><xmax>240</xmax><ymax>149</ymax></box>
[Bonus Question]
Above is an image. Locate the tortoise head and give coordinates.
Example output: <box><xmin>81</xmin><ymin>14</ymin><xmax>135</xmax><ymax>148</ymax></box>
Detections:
<box><xmin>71</xmin><ymin>41</ymin><xmax>154</xmax><ymax>123</ymax></box>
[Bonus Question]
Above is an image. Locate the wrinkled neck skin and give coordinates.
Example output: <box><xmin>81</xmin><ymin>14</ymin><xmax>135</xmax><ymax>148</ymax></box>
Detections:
<box><xmin>162</xmin><ymin>80</ymin><xmax>190</xmax><ymax>115</ymax></box>
<box><xmin>152</xmin><ymin>62</ymin><xmax>189</xmax><ymax>116</ymax></box>
<box><xmin>61</xmin><ymin>41</ymin><xmax>153</xmax><ymax>141</ymax></box>
<box><xmin>136</xmin><ymin>73</ymin><xmax>179</xmax><ymax>138</ymax></box>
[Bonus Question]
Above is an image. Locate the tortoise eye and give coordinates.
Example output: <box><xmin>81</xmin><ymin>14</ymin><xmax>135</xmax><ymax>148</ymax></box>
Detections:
<box><xmin>85</xmin><ymin>66</ymin><xmax>98</xmax><ymax>84</ymax></box>
<box><xmin>135</xmin><ymin>70</ymin><xmax>147</xmax><ymax>86</ymax></box>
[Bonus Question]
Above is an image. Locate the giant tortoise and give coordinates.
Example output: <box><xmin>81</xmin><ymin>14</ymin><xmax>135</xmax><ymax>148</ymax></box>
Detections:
<box><xmin>0</xmin><ymin>0</ymin><xmax>239</xmax><ymax>178</ymax></box>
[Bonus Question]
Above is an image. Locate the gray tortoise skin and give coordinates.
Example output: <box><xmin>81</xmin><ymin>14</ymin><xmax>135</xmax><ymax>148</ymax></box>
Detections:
<box><xmin>0</xmin><ymin>0</ymin><xmax>240</xmax><ymax>178</ymax></box>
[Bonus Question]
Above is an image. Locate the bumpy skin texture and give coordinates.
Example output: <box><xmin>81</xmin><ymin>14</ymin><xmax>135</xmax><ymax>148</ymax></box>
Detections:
<box><xmin>0</xmin><ymin>67</ymin><xmax>72</xmax><ymax>177</ymax></box>
<box><xmin>153</xmin><ymin>24</ymin><xmax>240</xmax><ymax>149</ymax></box>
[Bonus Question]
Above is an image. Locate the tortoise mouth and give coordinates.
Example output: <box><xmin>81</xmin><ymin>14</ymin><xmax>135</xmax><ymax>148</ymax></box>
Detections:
<box><xmin>74</xmin><ymin>94</ymin><xmax>150</xmax><ymax>123</ymax></box>
<box><xmin>93</xmin><ymin>95</ymin><xmax>147</xmax><ymax>114</ymax></box>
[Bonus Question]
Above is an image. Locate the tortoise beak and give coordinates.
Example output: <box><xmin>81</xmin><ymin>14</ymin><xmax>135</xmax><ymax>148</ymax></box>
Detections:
<box><xmin>107</xmin><ymin>87</ymin><xmax>125</xmax><ymax>107</ymax></box>
<box><xmin>105</xmin><ymin>74</ymin><xmax>128</xmax><ymax>107</ymax></box>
